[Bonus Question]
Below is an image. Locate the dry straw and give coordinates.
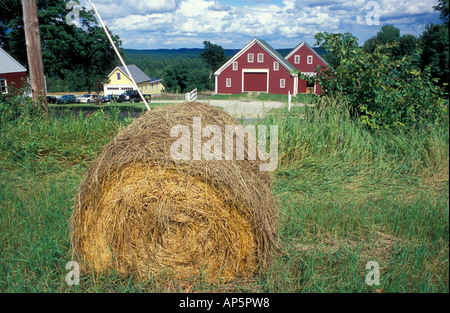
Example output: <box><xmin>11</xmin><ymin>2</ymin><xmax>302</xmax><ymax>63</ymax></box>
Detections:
<box><xmin>70</xmin><ymin>102</ymin><xmax>279</xmax><ymax>282</ymax></box>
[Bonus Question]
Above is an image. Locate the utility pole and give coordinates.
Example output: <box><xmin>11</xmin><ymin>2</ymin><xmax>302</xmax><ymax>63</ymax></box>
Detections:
<box><xmin>22</xmin><ymin>0</ymin><xmax>47</xmax><ymax>115</ymax></box>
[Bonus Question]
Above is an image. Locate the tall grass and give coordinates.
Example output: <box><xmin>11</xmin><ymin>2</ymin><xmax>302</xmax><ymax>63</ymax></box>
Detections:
<box><xmin>0</xmin><ymin>97</ymin><xmax>448</xmax><ymax>292</ymax></box>
<box><xmin>252</xmin><ymin>97</ymin><xmax>449</xmax><ymax>292</ymax></box>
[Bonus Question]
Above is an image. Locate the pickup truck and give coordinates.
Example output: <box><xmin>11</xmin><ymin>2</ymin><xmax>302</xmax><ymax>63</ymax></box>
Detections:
<box><xmin>121</xmin><ymin>90</ymin><xmax>151</xmax><ymax>103</ymax></box>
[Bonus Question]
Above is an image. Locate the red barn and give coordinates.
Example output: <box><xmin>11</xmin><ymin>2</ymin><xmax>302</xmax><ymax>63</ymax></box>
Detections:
<box><xmin>214</xmin><ymin>39</ymin><xmax>298</xmax><ymax>96</ymax></box>
<box><xmin>285</xmin><ymin>41</ymin><xmax>328</xmax><ymax>95</ymax></box>
<box><xmin>0</xmin><ymin>47</ymin><xmax>27</xmax><ymax>94</ymax></box>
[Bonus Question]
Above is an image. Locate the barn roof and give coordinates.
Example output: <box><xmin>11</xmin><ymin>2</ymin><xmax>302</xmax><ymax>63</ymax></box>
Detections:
<box><xmin>214</xmin><ymin>38</ymin><xmax>297</xmax><ymax>76</ymax></box>
<box><xmin>0</xmin><ymin>47</ymin><xmax>27</xmax><ymax>74</ymax></box>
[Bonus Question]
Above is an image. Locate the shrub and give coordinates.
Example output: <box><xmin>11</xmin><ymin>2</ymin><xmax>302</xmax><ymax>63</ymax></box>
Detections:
<box><xmin>310</xmin><ymin>32</ymin><xmax>448</xmax><ymax>129</ymax></box>
<box><xmin>0</xmin><ymin>83</ymin><xmax>40</xmax><ymax>125</ymax></box>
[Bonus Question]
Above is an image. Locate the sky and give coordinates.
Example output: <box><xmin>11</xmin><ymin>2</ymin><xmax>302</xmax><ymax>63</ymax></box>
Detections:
<box><xmin>77</xmin><ymin>0</ymin><xmax>442</xmax><ymax>50</ymax></box>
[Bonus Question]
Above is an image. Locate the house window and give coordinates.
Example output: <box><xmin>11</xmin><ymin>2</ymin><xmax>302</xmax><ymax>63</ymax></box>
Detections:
<box><xmin>248</xmin><ymin>53</ymin><xmax>254</xmax><ymax>63</ymax></box>
<box><xmin>307</xmin><ymin>55</ymin><xmax>313</xmax><ymax>64</ymax></box>
<box><xmin>116</xmin><ymin>72</ymin><xmax>121</xmax><ymax>80</ymax></box>
<box><xmin>294</xmin><ymin>55</ymin><xmax>300</xmax><ymax>64</ymax></box>
<box><xmin>280</xmin><ymin>79</ymin><xmax>285</xmax><ymax>88</ymax></box>
<box><xmin>226</xmin><ymin>78</ymin><xmax>231</xmax><ymax>87</ymax></box>
<box><xmin>257</xmin><ymin>53</ymin><xmax>264</xmax><ymax>63</ymax></box>
<box><xmin>233</xmin><ymin>62</ymin><xmax>238</xmax><ymax>71</ymax></box>
<box><xmin>273</xmin><ymin>62</ymin><xmax>279</xmax><ymax>71</ymax></box>
<box><xmin>0</xmin><ymin>79</ymin><xmax>7</xmax><ymax>94</ymax></box>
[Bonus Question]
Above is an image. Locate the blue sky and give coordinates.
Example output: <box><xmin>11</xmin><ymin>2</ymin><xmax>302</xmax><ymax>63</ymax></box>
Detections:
<box><xmin>79</xmin><ymin>0</ymin><xmax>442</xmax><ymax>50</ymax></box>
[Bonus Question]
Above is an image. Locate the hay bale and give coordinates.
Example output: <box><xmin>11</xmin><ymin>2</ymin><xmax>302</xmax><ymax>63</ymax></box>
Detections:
<box><xmin>70</xmin><ymin>102</ymin><xmax>279</xmax><ymax>282</ymax></box>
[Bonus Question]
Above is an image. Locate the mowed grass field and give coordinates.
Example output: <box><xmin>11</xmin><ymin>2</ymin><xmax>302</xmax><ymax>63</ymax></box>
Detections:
<box><xmin>0</xmin><ymin>99</ymin><xmax>448</xmax><ymax>293</ymax></box>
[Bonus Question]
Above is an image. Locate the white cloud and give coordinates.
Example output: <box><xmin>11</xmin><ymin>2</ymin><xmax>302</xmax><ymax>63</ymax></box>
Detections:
<box><xmin>84</xmin><ymin>0</ymin><xmax>441</xmax><ymax>49</ymax></box>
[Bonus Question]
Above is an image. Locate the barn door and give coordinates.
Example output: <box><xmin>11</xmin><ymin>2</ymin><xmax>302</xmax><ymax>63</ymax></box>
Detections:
<box><xmin>243</xmin><ymin>72</ymin><xmax>267</xmax><ymax>92</ymax></box>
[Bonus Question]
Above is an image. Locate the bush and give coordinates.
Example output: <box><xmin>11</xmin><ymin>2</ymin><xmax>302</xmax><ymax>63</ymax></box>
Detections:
<box><xmin>310</xmin><ymin>32</ymin><xmax>448</xmax><ymax>129</ymax></box>
<box><xmin>0</xmin><ymin>83</ymin><xmax>40</xmax><ymax>125</ymax></box>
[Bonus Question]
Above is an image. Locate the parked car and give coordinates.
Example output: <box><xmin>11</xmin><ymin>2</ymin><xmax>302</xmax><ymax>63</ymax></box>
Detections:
<box><xmin>56</xmin><ymin>94</ymin><xmax>77</xmax><ymax>104</ymax></box>
<box><xmin>101</xmin><ymin>94</ymin><xmax>124</xmax><ymax>103</ymax></box>
<box><xmin>79</xmin><ymin>94</ymin><xmax>99</xmax><ymax>103</ymax></box>
<box><xmin>46</xmin><ymin>96</ymin><xmax>57</xmax><ymax>104</ymax></box>
<box><xmin>121</xmin><ymin>90</ymin><xmax>151</xmax><ymax>103</ymax></box>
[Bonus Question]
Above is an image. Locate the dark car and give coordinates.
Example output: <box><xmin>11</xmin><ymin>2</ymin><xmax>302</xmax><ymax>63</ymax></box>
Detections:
<box><xmin>122</xmin><ymin>90</ymin><xmax>151</xmax><ymax>103</ymax></box>
<box><xmin>101</xmin><ymin>94</ymin><xmax>124</xmax><ymax>103</ymax></box>
<box><xmin>46</xmin><ymin>96</ymin><xmax>57</xmax><ymax>104</ymax></box>
<box><xmin>56</xmin><ymin>94</ymin><xmax>77</xmax><ymax>104</ymax></box>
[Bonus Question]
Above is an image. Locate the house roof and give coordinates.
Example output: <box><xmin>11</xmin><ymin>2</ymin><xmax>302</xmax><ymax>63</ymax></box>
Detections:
<box><xmin>108</xmin><ymin>64</ymin><xmax>161</xmax><ymax>84</ymax></box>
<box><xmin>0</xmin><ymin>47</ymin><xmax>27</xmax><ymax>74</ymax></box>
<box><xmin>285</xmin><ymin>41</ymin><xmax>329</xmax><ymax>66</ymax></box>
<box><xmin>214</xmin><ymin>38</ymin><xmax>297</xmax><ymax>76</ymax></box>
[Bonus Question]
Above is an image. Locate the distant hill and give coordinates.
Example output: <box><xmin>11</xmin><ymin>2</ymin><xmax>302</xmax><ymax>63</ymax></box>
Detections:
<box><xmin>125</xmin><ymin>47</ymin><xmax>327</xmax><ymax>59</ymax></box>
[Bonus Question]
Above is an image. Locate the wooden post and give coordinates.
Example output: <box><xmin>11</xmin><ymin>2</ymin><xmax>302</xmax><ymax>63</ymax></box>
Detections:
<box><xmin>22</xmin><ymin>0</ymin><xmax>47</xmax><ymax>114</ymax></box>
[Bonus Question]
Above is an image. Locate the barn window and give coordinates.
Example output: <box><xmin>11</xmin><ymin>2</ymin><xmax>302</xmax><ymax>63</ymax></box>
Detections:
<box><xmin>257</xmin><ymin>53</ymin><xmax>264</xmax><ymax>63</ymax></box>
<box><xmin>226</xmin><ymin>78</ymin><xmax>231</xmax><ymax>87</ymax></box>
<box><xmin>233</xmin><ymin>62</ymin><xmax>238</xmax><ymax>71</ymax></box>
<box><xmin>0</xmin><ymin>79</ymin><xmax>7</xmax><ymax>94</ymax></box>
<box><xmin>273</xmin><ymin>62</ymin><xmax>279</xmax><ymax>71</ymax></box>
<box><xmin>307</xmin><ymin>55</ymin><xmax>313</xmax><ymax>64</ymax></box>
<box><xmin>280</xmin><ymin>79</ymin><xmax>285</xmax><ymax>88</ymax></box>
<box><xmin>248</xmin><ymin>53</ymin><xmax>254</xmax><ymax>63</ymax></box>
<box><xmin>116</xmin><ymin>72</ymin><xmax>121</xmax><ymax>80</ymax></box>
<box><xmin>294</xmin><ymin>55</ymin><xmax>300</xmax><ymax>64</ymax></box>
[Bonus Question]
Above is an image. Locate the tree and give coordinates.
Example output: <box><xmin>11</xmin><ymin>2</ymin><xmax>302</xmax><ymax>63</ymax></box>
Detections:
<box><xmin>0</xmin><ymin>0</ymin><xmax>122</xmax><ymax>93</ymax></box>
<box><xmin>420</xmin><ymin>23</ymin><xmax>449</xmax><ymax>93</ymax></box>
<box><xmin>363</xmin><ymin>25</ymin><xmax>420</xmax><ymax>60</ymax></box>
<box><xmin>200</xmin><ymin>41</ymin><xmax>227</xmax><ymax>90</ymax></box>
<box><xmin>312</xmin><ymin>32</ymin><xmax>446</xmax><ymax>129</ymax></box>
<box><xmin>434</xmin><ymin>0</ymin><xmax>449</xmax><ymax>24</ymax></box>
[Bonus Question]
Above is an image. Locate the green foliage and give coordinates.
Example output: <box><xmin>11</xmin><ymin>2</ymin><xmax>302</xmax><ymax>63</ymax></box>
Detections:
<box><xmin>312</xmin><ymin>32</ymin><xmax>447</xmax><ymax>129</ymax></box>
<box><xmin>420</xmin><ymin>23</ymin><xmax>449</xmax><ymax>93</ymax></box>
<box><xmin>434</xmin><ymin>0</ymin><xmax>449</xmax><ymax>24</ymax></box>
<box><xmin>200</xmin><ymin>41</ymin><xmax>228</xmax><ymax>89</ymax></box>
<box><xmin>363</xmin><ymin>25</ymin><xmax>420</xmax><ymax>60</ymax></box>
<box><xmin>0</xmin><ymin>84</ymin><xmax>41</xmax><ymax>125</ymax></box>
<box><xmin>123</xmin><ymin>50</ymin><xmax>212</xmax><ymax>93</ymax></box>
<box><xmin>200</xmin><ymin>41</ymin><xmax>227</xmax><ymax>72</ymax></box>
<box><xmin>0</xmin><ymin>0</ymin><xmax>122</xmax><ymax>93</ymax></box>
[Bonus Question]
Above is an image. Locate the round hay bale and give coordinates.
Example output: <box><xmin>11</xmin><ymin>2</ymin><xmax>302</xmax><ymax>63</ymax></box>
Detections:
<box><xmin>70</xmin><ymin>102</ymin><xmax>279</xmax><ymax>282</ymax></box>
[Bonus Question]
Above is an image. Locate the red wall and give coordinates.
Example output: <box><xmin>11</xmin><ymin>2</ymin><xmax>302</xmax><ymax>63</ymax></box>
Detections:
<box><xmin>286</xmin><ymin>45</ymin><xmax>327</xmax><ymax>95</ymax></box>
<box><xmin>217</xmin><ymin>43</ymin><xmax>295</xmax><ymax>95</ymax></box>
<box><xmin>1</xmin><ymin>71</ymin><xmax>27</xmax><ymax>93</ymax></box>
<box><xmin>286</xmin><ymin>45</ymin><xmax>327</xmax><ymax>73</ymax></box>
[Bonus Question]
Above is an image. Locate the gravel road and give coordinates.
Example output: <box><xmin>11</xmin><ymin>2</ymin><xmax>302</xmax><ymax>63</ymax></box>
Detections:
<box><xmin>154</xmin><ymin>99</ymin><xmax>307</xmax><ymax>118</ymax></box>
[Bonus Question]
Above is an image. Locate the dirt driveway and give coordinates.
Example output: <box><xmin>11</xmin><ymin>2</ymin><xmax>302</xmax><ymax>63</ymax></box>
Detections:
<box><xmin>154</xmin><ymin>99</ymin><xmax>307</xmax><ymax>118</ymax></box>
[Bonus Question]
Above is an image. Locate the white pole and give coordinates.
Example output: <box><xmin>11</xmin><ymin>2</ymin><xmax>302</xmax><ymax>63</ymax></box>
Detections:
<box><xmin>89</xmin><ymin>0</ymin><xmax>151</xmax><ymax>111</ymax></box>
<box><xmin>288</xmin><ymin>91</ymin><xmax>291</xmax><ymax>112</ymax></box>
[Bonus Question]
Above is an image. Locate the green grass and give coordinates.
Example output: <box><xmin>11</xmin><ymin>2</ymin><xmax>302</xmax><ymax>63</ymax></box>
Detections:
<box><xmin>0</xmin><ymin>98</ymin><xmax>448</xmax><ymax>293</ymax></box>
